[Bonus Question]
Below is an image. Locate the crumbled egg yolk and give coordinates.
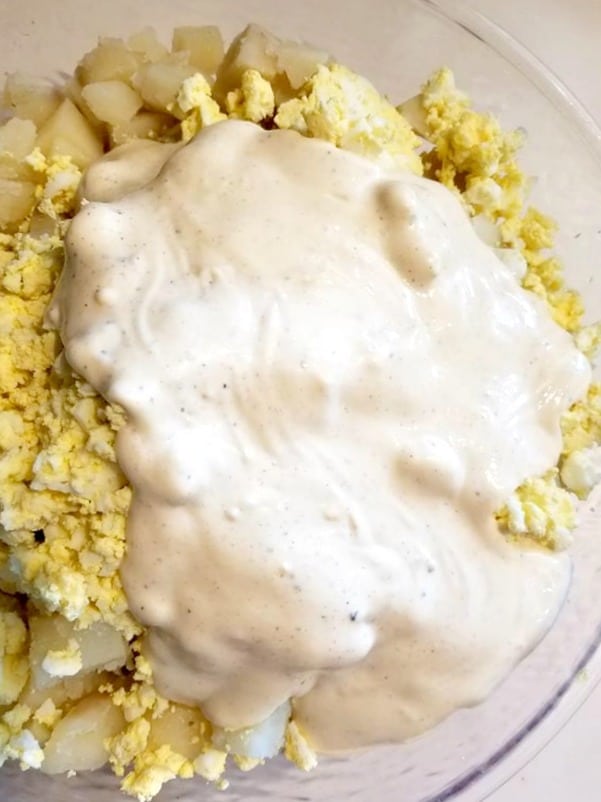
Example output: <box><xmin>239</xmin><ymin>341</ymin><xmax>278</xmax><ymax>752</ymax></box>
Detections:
<box><xmin>497</xmin><ymin>470</ymin><xmax>578</xmax><ymax>550</ymax></box>
<box><xmin>284</xmin><ymin>720</ymin><xmax>318</xmax><ymax>771</ymax></box>
<box><xmin>414</xmin><ymin>67</ymin><xmax>600</xmax><ymax>548</ymax></box>
<box><xmin>120</xmin><ymin>745</ymin><xmax>195</xmax><ymax>802</ymax></box>
<box><xmin>275</xmin><ymin>63</ymin><xmax>423</xmax><ymax>173</ymax></box>
<box><xmin>0</xmin><ymin>27</ymin><xmax>599</xmax><ymax>802</ymax></box>
<box><xmin>0</xmin><ymin>703</ymin><xmax>43</xmax><ymax>770</ymax></box>
<box><xmin>225</xmin><ymin>69</ymin><xmax>276</xmax><ymax>122</ymax></box>
<box><xmin>176</xmin><ymin>73</ymin><xmax>226</xmax><ymax>143</ymax></box>
<box><xmin>560</xmin><ymin>384</ymin><xmax>601</xmax><ymax>466</ymax></box>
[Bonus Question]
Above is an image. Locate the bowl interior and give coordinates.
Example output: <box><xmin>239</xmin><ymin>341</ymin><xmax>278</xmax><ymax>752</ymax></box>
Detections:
<box><xmin>1</xmin><ymin>1</ymin><xmax>600</xmax><ymax>800</ymax></box>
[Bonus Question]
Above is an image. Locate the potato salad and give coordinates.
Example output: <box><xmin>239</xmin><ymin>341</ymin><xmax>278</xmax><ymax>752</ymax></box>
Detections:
<box><xmin>0</xmin><ymin>22</ymin><xmax>600</xmax><ymax>802</ymax></box>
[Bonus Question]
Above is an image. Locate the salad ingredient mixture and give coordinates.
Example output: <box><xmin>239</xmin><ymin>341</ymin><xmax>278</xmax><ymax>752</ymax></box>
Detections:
<box><xmin>0</xmin><ymin>21</ymin><xmax>599</xmax><ymax>802</ymax></box>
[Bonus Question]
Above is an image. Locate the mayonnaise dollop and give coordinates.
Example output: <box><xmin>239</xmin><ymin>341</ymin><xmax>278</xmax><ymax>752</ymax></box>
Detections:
<box><xmin>51</xmin><ymin>120</ymin><xmax>590</xmax><ymax>751</ymax></box>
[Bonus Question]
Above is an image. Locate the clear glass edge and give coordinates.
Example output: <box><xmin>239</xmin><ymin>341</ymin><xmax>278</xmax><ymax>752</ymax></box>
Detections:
<box><xmin>422</xmin><ymin>0</ymin><xmax>601</xmax><ymax>161</ymax></box>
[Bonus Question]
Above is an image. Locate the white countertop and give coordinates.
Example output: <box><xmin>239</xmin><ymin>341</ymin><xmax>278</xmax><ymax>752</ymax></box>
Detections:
<box><xmin>463</xmin><ymin>6</ymin><xmax>601</xmax><ymax>800</ymax></box>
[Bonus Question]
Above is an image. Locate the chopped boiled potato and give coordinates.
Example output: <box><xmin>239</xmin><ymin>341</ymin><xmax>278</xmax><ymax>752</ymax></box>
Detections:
<box><xmin>81</xmin><ymin>81</ymin><xmax>143</xmax><ymax>125</ymax></box>
<box><xmin>29</xmin><ymin>615</ymin><xmax>128</xmax><ymax>690</ymax></box>
<box><xmin>110</xmin><ymin>111</ymin><xmax>175</xmax><ymax>146</ymax></box>
<box><xmin>35</xmin><ymin>98</ymin><xmax>104</xmax><ymax>168</ymax></box>
<box><xmin>0</xmin><ymin>119</ymin><xmax>39</xmax><ymax>184</ymax></box>
<box><xmin>0</xmin><ymin>118</ymin><xmax>37</xmax><ymax>159</ymax></box>
<box><xmin>132</xmin><ymin>61</ymin><xmax>197</xmax><ymax>115</ymax></box>
<box><xmin>277</xmin><ymin>41</ymin><xmax>328</xmax><ymax>90</ymax></box>
<box><xmin>76</xmin><ymin>38</ymin><xmax>141</xmax><ymax>86</ymax></box>
<box><xmin>127</xmin><ymin>28</ymin><xmax>169</xmax><ymax>64</ymax></box>
<box><xmin>3</xmin><ymin>73</ymin><xmax>62</xmax><ymax>127</ymax></box>
<box><xmin>19</xmin><ymin>669</ymin><xmax>113</xmax><ymax>712</ymax></box>
<box><xmin>212</xmin><ymin>701</ymin><xmax>291</xmax><ymax>760</ymax></box>
<box><xmin>213</xmin><ymin>24</ymin><xmax>282</xmax><ymax>100</ymax></box>
<box><xmin>0</xmin><ymin>596</ymin><xmax>29</xmax><ymax>706</ymax></box>
<box><xmin>63</xmin><ymin>77</ymin><xmax>102</xmax><ymax>127</ymax></box>
<box><xmin>149</xmin><ymin>703</ymin><xmax>207</xmax><ymax>760</ymax></box>
<box><xmin>0</xmin><ymin>178</ymin><xmax>37</xmax><ymax>229</ymax></box>
<box><xmin>214</xmin><ymin>24</ymin><xmax>326</xmax><ymax>103</ymax></box>
<box><xmin>0</xmin><ymin>151</ymin><xmax>38</xmax><ymax>182</ymax></box>
<box><xmin>42</xmin><ymin>693</ymin><xmax>125</xmax><ymax>774</ymax></box>
<box><xmin>397</xmin><ymin>94</ymin><xmax>428</xmax><ymax>137</ymax></box>
<box><xmin>27</xmin><ymin>210</ymin><xmax>59</xmax><ymax>238</ymax></box>
<box><xmin>172</xmin><ymin>26</ymin><xmax>224</xmax><ymax>75</ymax></box>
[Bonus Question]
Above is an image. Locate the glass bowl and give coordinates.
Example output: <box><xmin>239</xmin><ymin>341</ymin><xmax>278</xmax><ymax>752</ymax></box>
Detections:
<box><xmin>2</xmin><ymin>0</ymin><xmax>600</xmax><ymax>800</ymax></box>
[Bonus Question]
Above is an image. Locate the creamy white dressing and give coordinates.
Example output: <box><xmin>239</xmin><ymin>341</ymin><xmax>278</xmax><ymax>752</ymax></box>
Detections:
<box><xmin>51</xmin><ymin>119</ymin><xmax>590</xmax><ymax>751</ymax></box>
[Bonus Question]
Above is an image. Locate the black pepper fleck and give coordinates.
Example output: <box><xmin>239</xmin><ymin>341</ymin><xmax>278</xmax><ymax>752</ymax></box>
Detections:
<box><xmin>33</xmin><ymin>529</ymin><xmax>45</xmax><ymax>544</ymax></box>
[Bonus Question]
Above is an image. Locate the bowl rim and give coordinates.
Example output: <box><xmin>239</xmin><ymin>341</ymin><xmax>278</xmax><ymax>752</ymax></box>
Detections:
<box><xmin>1</xmin><ymin>3</ymin><xmax>600</xmax><ymax>801</ymax></box>
<box><xmin>423</xmin><ymin>0</ymin><xmax>601</xmax><ymax>160</ymax></box>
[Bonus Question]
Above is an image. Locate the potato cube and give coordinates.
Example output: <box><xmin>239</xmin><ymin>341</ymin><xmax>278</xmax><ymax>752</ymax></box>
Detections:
<box><xmin>81</xmin><ymin>81</ymin><xmax>143</xmax><ymax>125</ymax></box>
<box><xmin>0</xmin><ymin>119</ymin><xmax>38</xmax><ymax>182</ymax></box>
<box><xmin>213</xmin><ymin>24</ymin><xmax>282</xmax><ymax>100</ymax></box>
<box><xmin>133</xmin><ymin>61</ymin><xmax>197</xmax><ymax>113</ymax></box>
<box><xmin>0</xmin><ymin>153</ymin><xmax>36</xmax><ymax>183</ymax></box>
<box><xmin>3</xmin><ymin>73</ymin><xmax>62</xmax><ymax>128</ymax></box>
<box><xmin>63</xmin><ymin>77</ymin><xmax>100</xmax><ymax>127</ymax></box>
<box><xmin>397</xmin><ymin>95</ymin><xmax>428</xmax><ymax>138</ymax></box>
<box><xmin>212</xmin><ymin>701</ymin><xmax>290</xmax><ymax>759</ymax></box>
<box><xmin>29</xmin><ymin>615</ymin><xmax>128</xmax><ymax>691</ymax></box>
<box><xmin>28</xmin><ymin>211</ymin><xmax>60</xmax><ymax>239</ymax></box>
<box><xmin>0</xmin><ymin>178</ymin><xmax>36</xmax><ymax>229</ymax></box>
<box><xmin>149</xmin><ymin>703</ymin><xmax>207</xmax><ymax>760</ymax></box>
<box><xmin>19</xmin><ymin>669</ymin><xmax>113</xmax><ymax>712</ymax></box>
<box><xmin>277</xmin><ymin>41</ymin><xmax>328</xmax><ymax>89</ymax></box>
<box><xmin>0</xmin><ymin>117</ymin><xmax>37</xmax><ymax>159</ymax></box>
<box><xmin>110</xmin><ymin>110</ymin><xmax>174</xmax><ymax>145</ymax></box>
<box><xmin>76</xmin><ymin>38</ymin><xmax>141</xmax><ymax>86</ymax></box>
<box><xmin>172</xmin><ymin>26</ymin><xmax>224</xmax><ymax>75</ymax></box>
<box><xmin>42</xmin><ymin>693</ymin><xmax>125</xmax><ymax>774</ymax></box>
<box><xmin>127</xmin><ymin>27</ymin><xmax>169</xmax><ymax>63</ymax></box>
<box><xmin>36</xmin><ymin>98</ymin><xmax>104</xmax><ymax>168</ymax></box>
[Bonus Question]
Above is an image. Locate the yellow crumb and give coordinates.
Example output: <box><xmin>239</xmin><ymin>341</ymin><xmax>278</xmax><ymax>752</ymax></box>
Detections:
<box><xmin>496</xmin><ymin>470</ymin><xmax>577</xmax><ymax>550</ymax></box>
<box><xmin>276</xmin><ymin>63</ymin><xmax>422</xmax><ymax>174</ymax></box>
<box><xmin>176</xmin><ymin>74</ymin><xmax>226</xmax><ymax>143</ymax></box>
<box><xmin>561</xmin><ymin>384</ymin><xmax>601</xmax><ymax>455</ymax></box>
<box><xmin>120</xmin><ymin>745</ymin><xmax>194</xmax><ymax>802</ymax></box>
<box><xmin>226</xmin><ymin>69</ymin><xmax>275</xmax><ymax>122</ymax></box>
<box><xmin>284</xmin><ymin>720</ymin><xmax>318</xmax><ymax>771</ymax></box>
<box><xmin>574</xmin><ymin>322</ymin><xmax>601</xmax><ymax>360</ymax></box>
<box><xmin>420</xmin><ymin>67</ymin><xmax>525</xmax><ymax>218</ymax></box>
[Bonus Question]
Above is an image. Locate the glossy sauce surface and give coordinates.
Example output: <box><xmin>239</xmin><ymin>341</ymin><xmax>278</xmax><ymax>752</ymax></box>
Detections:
<box><xmin>52</xmin><ymin>120</ymin><xmax>590</xmax><ymax>750</ymax></box>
